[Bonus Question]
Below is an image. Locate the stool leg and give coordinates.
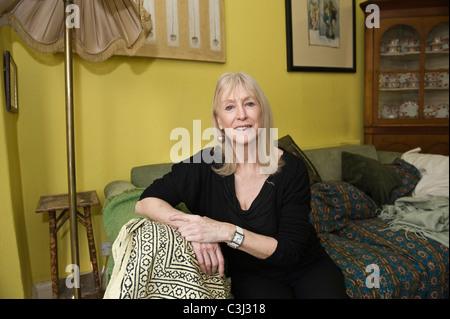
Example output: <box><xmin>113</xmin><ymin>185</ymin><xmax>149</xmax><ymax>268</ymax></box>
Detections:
<box><xmin>84</xmin><ymin>206</ymin><xmax>101</xmax><ymax>296</ymax></box>
<box><xmin>49</xmin><ymin>211</ymin><xmax>59</xmax><ymax>299</ymax></box>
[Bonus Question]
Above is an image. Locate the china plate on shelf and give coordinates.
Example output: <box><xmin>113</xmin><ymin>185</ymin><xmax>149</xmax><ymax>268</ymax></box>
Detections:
<box><xmin>399</xmin><ymin>101</ymin><xmax>419</xmax><ymax>118</ymax></box>
<box><xmin>380</xmin><ymin>104</ymin><xmax>398</xmax><ymax>119</ymax></box>
<box><xmin>424</xmin><ymin>104</ymin><xmax>449</xmax><ymax>119</ymax></box>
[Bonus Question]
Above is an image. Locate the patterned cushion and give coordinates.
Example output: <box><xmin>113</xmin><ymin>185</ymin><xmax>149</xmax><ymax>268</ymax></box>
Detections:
<box><xmin>387</xmin><ymin>158</ymin><xmax>421</xmax><ymax>202</ymax></box>
<box><xmin>310</xmin><ymin>181</ymin><xmax>378</xmax><ymax>233</ymax></box>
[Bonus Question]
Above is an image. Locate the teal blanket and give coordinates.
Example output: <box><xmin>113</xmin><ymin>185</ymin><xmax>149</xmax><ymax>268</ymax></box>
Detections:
<box><xmin>379</xmin><ymin>196</ymin><xmax>449</xmax><ymax>247</ymax></box>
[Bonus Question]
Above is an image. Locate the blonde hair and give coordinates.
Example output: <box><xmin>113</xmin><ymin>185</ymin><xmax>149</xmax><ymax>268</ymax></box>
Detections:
<box><xmin>211</xmin><ymin>72</ymin><xmax>282</xmax><ymax>176</ymax></box>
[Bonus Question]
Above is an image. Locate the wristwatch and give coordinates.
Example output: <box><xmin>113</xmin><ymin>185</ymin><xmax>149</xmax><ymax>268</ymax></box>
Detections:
<box><xmin>227</xmin><ymin>226</ymin><xmax>244</xmax><ymax>249</ymax></box>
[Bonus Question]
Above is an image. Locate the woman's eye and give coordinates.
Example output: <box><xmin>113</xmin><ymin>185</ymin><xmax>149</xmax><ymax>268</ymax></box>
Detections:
<box><xmin>245</xmin><ymin>101</ymin><xmax>255</xmax><ymax>107</ymax></box>
<box><xmin>225</xmin><ymin>105</ymin><xmax>234</xmax><ymax>111</ymax></box>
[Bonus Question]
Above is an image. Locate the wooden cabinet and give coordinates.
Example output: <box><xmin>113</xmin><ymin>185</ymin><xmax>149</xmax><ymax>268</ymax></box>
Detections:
<box><xmin>360</xmin><ymin>0</ymin><xmax>449</xmax><ymax>155</ymax></box>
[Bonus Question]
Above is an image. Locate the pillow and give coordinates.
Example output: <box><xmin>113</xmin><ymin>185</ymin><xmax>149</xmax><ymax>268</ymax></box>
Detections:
<box><xmin>278</xmin><ymin>135</ymin><xmax>322</xmax><ymax>185</ymax></box>
<box><xmin>310</xmin><ymin>181</ymin><xmax>378</xmax><ymax>233</ymax></box>
<box><xmin>386</xmin><ymin>158</ymin><xmax>421</xmax><ymax>201</ymax></box>
<box><xmin>401</xmin><ymin>148</ymin><xmax>449</xmax><ymax>198</ymax></box>
<box><xmin>341</xmin><ymin>152</ymin><xmax>402</xmax><ymax>206</ymax></box>
<box><xmin>402</xmin><ymin>147</ymin><xmax>449</xmax><ymax>175</ymax></box>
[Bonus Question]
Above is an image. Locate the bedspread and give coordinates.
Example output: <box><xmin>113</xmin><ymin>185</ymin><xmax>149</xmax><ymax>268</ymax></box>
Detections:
<box><xmin>311</xmin><ymin>180</ymin><xmax>449</xmax><ymax>299</ymax></box>
<box><xmin>320</xmin><ymin>218</ymin><xmax>449</xmax><ymax>298</ymax></box>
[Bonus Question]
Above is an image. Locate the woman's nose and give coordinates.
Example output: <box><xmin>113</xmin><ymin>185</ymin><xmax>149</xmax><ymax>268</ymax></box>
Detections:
<box><xmin>236</xmin><ymin>105</ymin><xmax>247</xmax><ymax>120</ymax></box>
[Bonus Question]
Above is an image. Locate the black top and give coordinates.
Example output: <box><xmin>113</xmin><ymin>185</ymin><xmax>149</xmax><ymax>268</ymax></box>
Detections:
<box><xmin>139</xmin><ymin>148</ymin><xmax>329</xmax><ymax>283</ymax></box>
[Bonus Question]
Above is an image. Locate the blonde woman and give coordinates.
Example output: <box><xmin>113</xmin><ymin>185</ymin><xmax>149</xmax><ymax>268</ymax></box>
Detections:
<box><xmin>136</xmin><ymin>72</ymin><xmax>347</xmax><ymax>298</ymax></box>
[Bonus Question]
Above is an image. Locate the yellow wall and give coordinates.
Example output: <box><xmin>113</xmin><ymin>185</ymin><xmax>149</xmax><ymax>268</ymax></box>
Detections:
<box><xmin>0</xmin><ymin>27</ymin><xmax>29</xmax><ymax>299</ymax></box>
<box><xmin>1</xmin><ymin>0</ymin><xmax>366</xmax><ymax>297</ymax></box>
<box><xmin>0</xmin><ymin>95</ymin><xmax>27</xmax><ymax>299</ymax></box>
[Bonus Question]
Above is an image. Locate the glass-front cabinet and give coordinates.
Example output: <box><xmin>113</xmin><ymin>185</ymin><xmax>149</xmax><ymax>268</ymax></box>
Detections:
<box><xmin>378</xmin><ymin>22</ymin><xmax>448</xmax><ymax>120</ymax></box>
<box><xmin>361</xmin><ymin>0</ymin><xmax>449</xmax><ymax>155</ymax></box>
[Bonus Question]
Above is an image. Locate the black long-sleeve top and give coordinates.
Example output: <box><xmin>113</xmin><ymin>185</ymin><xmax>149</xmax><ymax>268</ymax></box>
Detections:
<box><xmin>139</xmin><ymin>148</ymin><xmax>328</xmax><ymax>282</ymax></box>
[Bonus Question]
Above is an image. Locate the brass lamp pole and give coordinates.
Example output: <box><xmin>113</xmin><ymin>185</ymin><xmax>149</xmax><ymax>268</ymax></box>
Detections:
<box><xmin>63</xmin><ymin>0</ymin><xmax>80</xmax><ymax>299</ymax></box>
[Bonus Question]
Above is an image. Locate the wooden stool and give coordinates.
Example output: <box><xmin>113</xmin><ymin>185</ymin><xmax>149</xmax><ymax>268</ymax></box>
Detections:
<box><xmin>36</xmin><ymin>190</ymin><xmax>101</xmax><ymax>299</ymax></box>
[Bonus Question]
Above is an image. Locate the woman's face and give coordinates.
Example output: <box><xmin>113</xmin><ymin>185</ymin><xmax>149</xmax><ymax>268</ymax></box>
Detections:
<box><xmin>215</xmin><ymin>84</ymin><xmax>262</xmax><ymax>146</ymax></box>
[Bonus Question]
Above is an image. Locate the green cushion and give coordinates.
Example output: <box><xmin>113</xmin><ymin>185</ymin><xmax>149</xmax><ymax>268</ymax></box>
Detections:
<box><xmin>304</xmin><ymin>145</ymin><xmax>378</xmax><ymax>181</ymax></box>
<box><xmin>131</xmin><ymin>163</ymin><xmax>173</xmax><ymax>188</ymax></box>
<box><xmin>341</xmin><ymin>152</ymin><xmax>403</xmax><ymax>206</ymax></box>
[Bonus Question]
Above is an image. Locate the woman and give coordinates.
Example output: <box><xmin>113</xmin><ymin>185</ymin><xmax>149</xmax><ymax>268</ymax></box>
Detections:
<box><xmin>135</xmin><ymin>72</ymin><xmax>347</xmax><ymax>299</ymax></box>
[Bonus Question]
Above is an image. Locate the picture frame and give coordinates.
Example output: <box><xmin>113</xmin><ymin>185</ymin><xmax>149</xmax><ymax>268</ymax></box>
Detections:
<box><xmin>117</xmin><ymin>0</ymin><xmax>226</xmax><ymax>63</ymax></box>
<box><xmin>285</xmin><ymin>0</ymin><xmax>356</xmax><ymax>72</ymax></box>
<box><xmin>3</xmin><ymin>51</ymin><xmax>18</xmax><ymax>113</ymax></box>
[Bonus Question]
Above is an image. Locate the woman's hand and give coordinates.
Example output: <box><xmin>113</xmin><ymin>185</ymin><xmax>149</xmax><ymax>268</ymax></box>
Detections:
<box><xmin>169</xmin><ymin>214</ymin><xmax>233</xmax><ymax>243</ymax></box>
<box><xmin>169</xmin><ymin>214</ymin><xmax>233</xmax><ymax>277</ymax></box>
<box><xmin>191</xmin><ymin>242</ymin><xmax>225</xmax><ymax>277</ymax></box>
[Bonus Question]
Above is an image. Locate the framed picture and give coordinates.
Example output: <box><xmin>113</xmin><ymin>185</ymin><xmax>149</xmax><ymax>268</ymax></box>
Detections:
<box><xmin>117</xmin><ymin>0</ymin><xmax>226</xmax><ymax>63</ymax></box>
<box><xmin>3</xmin><ymin>51</ymin><xmax>18</xmax><ymax>113</ymax></box>
<box><xmin>285</xmin><ymin>0</ymin><xmax>356</xmax><ymax>72</ymax></box>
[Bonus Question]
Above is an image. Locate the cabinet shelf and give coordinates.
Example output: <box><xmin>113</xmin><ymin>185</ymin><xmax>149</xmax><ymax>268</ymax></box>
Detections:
<box><xmin>379</xmin><ymin>87</ymin><xmax>419</xmax><ymax>92</ymax></box>
<box><xmin>379</xmin><ymin>87</ymin><xmax>449</xmax><ymax>91</ymax></box>
<box><xmin>380</xmin><ymin>52</ymin><xmax>421</xmax><ymax>57</ymax></box>
<box><xmin>380</xmin><ymin>50</ymin><xmax>449</xmax><ymax>57</ymax></box>
<box><xmin>425</xmin><ymin>50</ymin><xmax>449</xmax><ymax>55</ymax></box>
<box><xmin>424</xmin><ymin>86</ymin><xmax>449</xmax><ymax>91</ymax></box>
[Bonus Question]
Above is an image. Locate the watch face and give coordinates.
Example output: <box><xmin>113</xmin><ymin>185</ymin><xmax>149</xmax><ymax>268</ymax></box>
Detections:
<box><xmin>235</xmin><ymin>233</ymin><xmax>244</xmax><ymax>244</ymax></box>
